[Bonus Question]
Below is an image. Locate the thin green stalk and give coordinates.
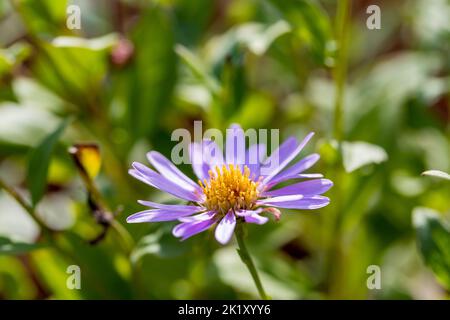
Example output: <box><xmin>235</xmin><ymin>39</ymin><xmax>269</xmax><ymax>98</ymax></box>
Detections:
<box><xmin>325</xmin><ymin>0</ymin><xmax>352</xmax><ymax>298</ymax></box>
<box><xmin>0</xmin><ymin>177</ymin><xmax>49</xmax><ymax>234</ymax></box>
<box><xmin>110</xmin><ymin>220</ymin><xmax>135</xmax><ymax>254</ymax></box>
<box><xmin>83</xmin><ymin>171</ymin><xmax>135</xmax><ymax>254</ymax></box>
<box><xmin>235</xmin><ymin>222</ymin><xmax>268</xmax><ymax>300</ymax></box>
<box><xmin>333</xmin><ymin>0</ymin><xmax>351</xmax><ymax>142</ymax></box>
<box><xmin>0</xmin><ymin>178</ymin><xmax>77</xmax><ymax>262</ymax></box>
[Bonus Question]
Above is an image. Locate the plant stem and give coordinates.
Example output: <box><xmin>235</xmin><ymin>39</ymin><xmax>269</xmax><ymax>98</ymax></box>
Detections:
<box><xmin>333</xmin><ymin>0</ymin><xmax>351</xmax><ymax>142</ymax></box>
<box><xmin>85</xmin><ymin>172</ymin><xmax>135</xmax><ymax>254</ymax></box>
<box><xmin>111</xmin><ymin>220</ymin><xmax>135</xmax><ymax>254</ymax></box>
<box><xmin>326</xmin><ymin>0</ymin><xmax>352</xmax><ymax>298</ymax></box>
<box><xmin>0</xmin><ymin>178</ymin><xmax>85</xmax><ymax>276</ymax></box>
<box><xmin>235</xmin><ymin>222</ymin><xmax>268</xmax><ymax>300</ymax></box>
<box><xmin>0</xmin><ymin>177</ymin><xmax>49</xmax><ymax>233</ymax></box>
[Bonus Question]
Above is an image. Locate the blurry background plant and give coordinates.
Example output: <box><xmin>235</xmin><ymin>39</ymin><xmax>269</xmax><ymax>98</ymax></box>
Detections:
<box><xmin>0</xmin><ymin>0</ymin><xmax>449</xmax><ymax>299</ymax></box>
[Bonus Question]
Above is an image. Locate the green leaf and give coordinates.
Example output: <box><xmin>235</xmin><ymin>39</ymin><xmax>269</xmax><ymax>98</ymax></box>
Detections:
<box><xmin>0</xmin><ymin>43</ymin><xmax>31</xmax><ymax>78</ymax></box>
<box><xmin>131</xmin><ymin>227</ymin><xmax>192</xmax><ymax>264</ymax></box>
<box><xmin>29</xmin><ymin>247</ymin><xmax>81</xmax><ymax>299</ymax></box>
<box><xmin>27</xmin><ymin>118</ymin><xmax>70</xmax><ymax>207</ymax></box>
<box><xmin>413</xmin><ymin>207</ymin><xmax>450</xmax><ymax>290</ymax></box>
<box><xmin>118</xmin><ymin>8</ymin><xmax>177</xmax><ymax>138</ymax></box>
<box><xmin>51</xmin><ymin>35</ymin><xmax>118</xmax><ymax>50</ymax></box>
<box><xmin>32</xmin><ymin>34</ymin><xmax>118</xmax><ymax>107</ymax></box>
<box><xmin>0</xmin><ymin>255</ymin><xmax>37</xmax><ymax>298</ymax></box>
<box><xmin>421</xmin><ymin>170</ymin><xmax>450</xmax><ymax>181</ymax></box>
<box><xmin>214</xmin><ymin>247</ymin><xmax>300</xmax><ymax>299</ymax></box>
<box><xmin>230</xmin><ymin>93</ymin><xmax>274</xmax><ymax>128</ymax></box>
<box><xmin>13</xmin><ymin>77</ymin><xmax>65</xmax><ymax>112</ymax></box>
<box><xmin>0</xmin><ymin>236</ymin><xmax>44</xmax><ymax>255</ymax></box>
<box><xmin>56</xmin><ymin>232</ymin><xmax>132</xmax><ymax>299</ymax></box>
<box><xmin>206</xmin><ymin>20</ymin><xmax>291</xmax><ymax>64</ymax></box>
<box><xmin>268</xmin><ymin>0</ymin><xmax>334</xmax><ymax>65</ymax></box>
<box><xmin>342</xmin><ymin>141</ymin><xmax>388</xmax><ymax>173</ymax></box>
<box><xmin>15</xmin><ymin>0</ymin><xmax>68</xmax><ymax>35</ymax></box>
<box><xmin>0</xmin><ymin>102</ymin><xmax>59</xmax><ymax>149</ymax></box>
<box><xmin>175</xmin><ymin>44</ymin><xmax>220</xmax><ymax>94</ymax></box>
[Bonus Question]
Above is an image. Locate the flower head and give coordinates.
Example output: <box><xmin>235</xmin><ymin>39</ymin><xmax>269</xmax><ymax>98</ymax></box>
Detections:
<box><xmin>199</xmin><ymin>164</ymin><xmax>259</xmax><ymax>214</ymax></box>
<box><xmin>127</xmin><ymin>125</ymin><xmax>332</xmax><ymax>245</ymax></box>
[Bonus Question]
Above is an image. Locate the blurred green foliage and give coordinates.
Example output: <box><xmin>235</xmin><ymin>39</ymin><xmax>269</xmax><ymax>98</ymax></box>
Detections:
<box><xmin>0</xmin><ymin>0</ymin><xmax>449</xmax><ymax>299</ymax></box>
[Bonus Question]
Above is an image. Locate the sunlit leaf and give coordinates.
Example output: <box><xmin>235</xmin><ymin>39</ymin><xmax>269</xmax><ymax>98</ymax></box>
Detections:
<box><xmin>342</xmin><ymin>141</ymin><xmax>388</xmax><ymax>173</ymax></box>
<box><xmin>13</xmin><ymin>77</ymin><xmax>65</xmax><ymax>112</ymax></box>
<box><xmin>131</xmin><ymin>227</ymin><xmax>192</xmax><ymax>264</ymax></box>
<box><xmin>0</xmin><ymin>193</ymin><xmax>40</xmax><ymax>243</ymax></box>
<box><xmin>205</xmin><ymin>20</ymin><xmax>291</xmax><ymax>62</ymax></box>
<box><xmin>175</xmin><ymin>44</ymin><xmax>220</xmax><ymax>94</ymax></box>
<box><xmin>411</xmin><ymin>0</ymin><xmax>450</xmax><ymax>48</ymax></box>
<box><xmin>51</xmin><ymin>34</ymin><xmax>118</xmax><ymax>50</ymax></box>
<box><xmin>32</xmin><ymin>34</ymin><xmax>117</xmax><ymax>106</ymax></box>
<box><xmin>214</xmin><ymin>247</ymin><xmax>300</xmax><ymax>299</ymax></box>
<box><xmin>0</xmin><ymin>103</ymin><xmax>59</xmax><ymax>148</ymax></box>
<box><xmin>421</xmin><ymin>170</ymin><xmax>450</xmax><ymax>181</ymax></box>
<box><xmin>230</xmin><ymin>93</ymin><xmax>274</xmax><ymax>128</ymax></box>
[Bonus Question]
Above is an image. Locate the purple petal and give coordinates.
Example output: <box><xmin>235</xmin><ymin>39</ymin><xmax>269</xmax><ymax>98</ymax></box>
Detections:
<box><xmin>298</xmin><ymin>173</ymin><xmax>324</xmax><ymax>179</ymax></box>
<box><xmin>129</xmin><ymin>168</ymin><xmax>156</xmax><ymax>187</ymax></box>
<box><xmin>131</xmin><ymin>162</ymin><xmax>200</xmax><ymax>202</ymax></box>
<box><xmin>235</xmin><ymin>208</ymin><xmax>263</xmax><ymax>217</ymax></box>
<box><xmin>203</xmin><ymin>139</ymin><xmax>224</xmax><ymax>165</ymax></box>
<box><xmin>262</xmin><ymin>179</ymin><xmax>333</xmax><ymax>197</ymax></box>
<box><xmin>127</xmin><ymin>208</ymin><xmax>200</xmax><ymax>223</ymax></box>
<box><xmin>258</xmin><ymin>195</ymin><xmax>330</xmax><ymax>210</ymax></box>
<box><xmin>214</xmin><ymin>210</ymin><xmax>236</xmax><ymax>245</ymax></box>
<box><xmin>245</xmin><ymin>144</ymin><xmax>266</xmax><ymax>180</ymax></box>
<box><xmin>190</xmin><ymin>142</ymin><xmax>211</xmax><ymax>181</ymax></box>
<box><xmin>178</xmin><ymin>211</ymin><xmax>216</xmax><ymax>223</ymax></box>
<box><xmin>172</xmin><ymin>215</ymin><xmax>217</xmax><ymax>240</ymax></box>
<box><xmin>245</xmin><ymin>213</ymin><xmax>269</xmax><ymax>225</ymax></box>
<box><xmin>260</xmin><ymin>136</ymin><xmax>298</xmax><ymax>177</ymax></box>
<box><xmin>266</xmin><ymin>153</ymin><xmax>320</xmax><ymax>187</ymax></box>
<box><xmin>190</xmin><ymin>141</ymin><xmax>224</xmax><ymax>181</ymax></box>
<box><xmin>226</xmin><ymin>124</ymin><xmax>245</xmax><ymax>169</ymax></box>
<box><xmin>261</xmin><ymin>133</ymin><xmax>315</xmax><ymax>186</ymax></box>
<box><xmin>137</xmin><ymin>200</ymin><xmax>202</xmax><ymax>212</ymax></box>
<box><xmin>265</xmin><ymin>173</ymin><xmax>324</xmax><ymax>189</ymax></box>
<box><xmin>235</xmin><ymin>209</ymin><xmax>268</xmax><ymax>225</ymax></box>
<box><xmin>147</xmin><ymin>151</ymin><xmax>201</xmax><ymax>193</ymax></box>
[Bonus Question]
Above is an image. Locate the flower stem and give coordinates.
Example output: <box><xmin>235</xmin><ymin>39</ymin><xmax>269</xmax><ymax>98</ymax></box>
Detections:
<box><xmin>235</xmin><ymin>223</ymin><xmax>268</xmax><ymax>300</ymax></box>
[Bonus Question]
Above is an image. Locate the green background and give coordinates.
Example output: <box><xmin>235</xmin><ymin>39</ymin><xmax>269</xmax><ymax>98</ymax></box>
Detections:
<box><xmin>0</xmin><ymin>0</ymin><xmax>449</xmax><ymax>299</ymax></box>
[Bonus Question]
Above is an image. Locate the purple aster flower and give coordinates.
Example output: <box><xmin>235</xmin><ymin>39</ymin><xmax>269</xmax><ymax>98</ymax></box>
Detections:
<box><xmin>127</xmin><ymin>125</ymin><xmax>332</xmax><ymax>245</ymax></box>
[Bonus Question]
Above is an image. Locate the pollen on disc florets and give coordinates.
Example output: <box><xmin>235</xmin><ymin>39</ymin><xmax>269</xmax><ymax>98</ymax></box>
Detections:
<box><xmin>199</xmin><ymin>164</ymin><xmax>259</xmax><ymax>215</ymax></box>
